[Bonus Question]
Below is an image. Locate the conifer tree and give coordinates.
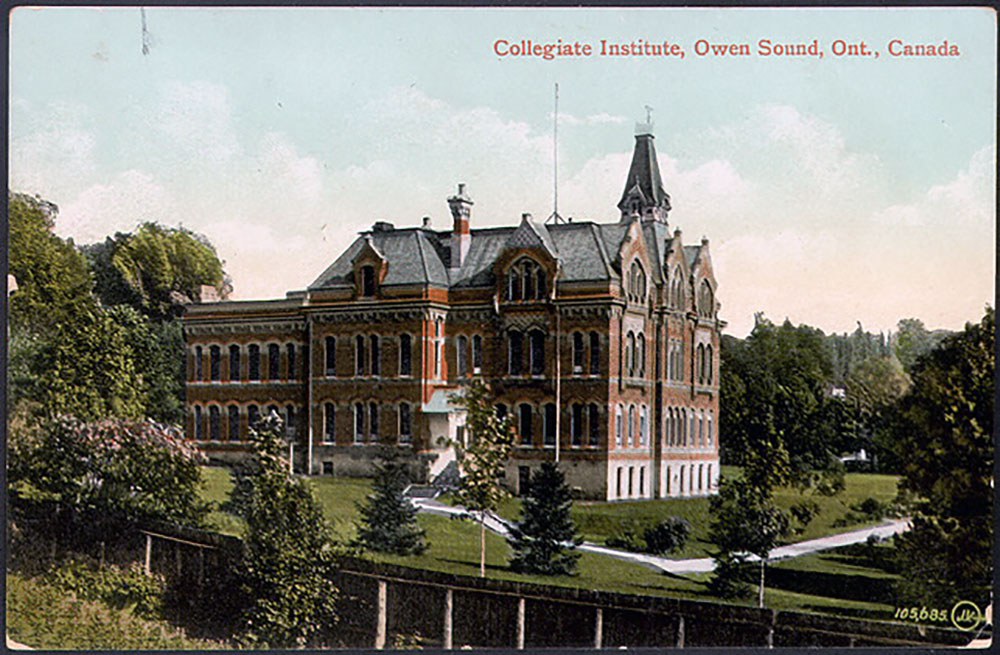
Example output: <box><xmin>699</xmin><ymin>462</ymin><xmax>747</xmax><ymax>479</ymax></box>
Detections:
<box><xmin>354</xmin><ymin>446</ymin><xmax>427</xmax><ymax>555</ymax></box>
<box><xmin>508</xmin><ymin>461</ymin><xmax>581</xmax><ymax>576</ymax></box>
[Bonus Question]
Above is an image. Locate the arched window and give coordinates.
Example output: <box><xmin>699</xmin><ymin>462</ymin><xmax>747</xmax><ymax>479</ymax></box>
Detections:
<box><xmin>370</xmin><ymin>335</ymin><xmax>381</xmax><ymax>376</ymax></box>
<box><xmin>399</xmin><ymin>334</ymin><xmax>412</xmax><ymax>376</ymax></box>
<box><xmin>369</xmin><ymin>402</ymin><xmax>379</xmax><ymax>439</ymax></box>
<box><xmin>572</xmin><ymin>332</ymin><xmax>585</xmax><ymax>372</ymax></box>
<box><xmin>355</xmin><ymin>335</ymin><xmax>366</xmax><ymax>376</ymax></box>
<box><xmin>248</xmin><ymin>405</ymin><xmax>260</xmax><ymax>431</ymax></box>
<box><xmin>706</xmin><ymin>344</ymin><xmax>714</xmax><ymax>384</ymax></box>
<box><xmin>228</xmin><ymin>345</ymin><xmax>241</xmax><ymax>382</ymax></box>
<box><xmin>267</xmin><ymin>343</ymin><xmax>280</xmax><ymax>381</ymax></box>
<box><xmin>472</xmin><ymin>335</ymin><xmax>483</xmax><ymax>374</ymax></box>
<box><xmin>209</xmin><ymin>406</ymin><xmax>221</xmax><ymax>440</ymax></box>
<box><xmin>529</xmin><ymin>329</ymin><xmax>545</xmax><ymax>376</ymax></box>
<box><xmin>640</xmin><ymin>406</ymin><xmax>648</xmax><ymax>447</ymax></box>
<box><xmin>194</xmin><ymin>346</ymin><xmax>204</xmax><ymax>381</ymax></box>
<box><xmin>507</xmin><ymin>258</ymin><xmax>546</xmax><ymax>301</ymax></box>
<box><xmin>627</xmin><ymin>405</ymin><xmax>636</xmax><ymax>445</ymax></box>
<box><xmin>508</xmin><ymin>330</ymin><xmax>523</xmax><ymax>376</ymax></box>
<box><xmin>228</xmin><ymin>405</ymin><xmax>240</xmax><ymax>441</ymax></box>
<box><xmin>399</xmin><ymin>403</ymin><xmax>412</xmax><ymax>442</ymax></box>
<box><xmin>361</xmin><ymin>265</ymin><xmax>376</xmax><ymax>297</ymax></box>
<box><xmin>707</xmin><ymin>410</ymin><xmax>714</xmax><ymax>445</ymax></box>
<box><xmin>323</xmin><ymin>337</ymin><xmax>336</xmax><ymax>376</ymax></box>
<box><xmin>672</xmin><ymin>267</ymin><xmax>684</xmax><ymax>308</ymax></box>
<box><xmin>629</xmin><ymin>261</ymin><xmax>646</xmax><ymax>302</ymax></box>
<box><xmin>698</xmin><ymin>280</ymin><xmax>714</xmax><ymax>318</ymax></box>
<box><xmin>543</xmin><ymin>403</ymin><xmax>556</xmax><ymax>446</ymax></box>
<box><xmin>210</xmin><ymin>346</ymin><xmax>221</xmax><ymax>381</ymax></box>
<box><xmin>354</xmin><ymin>403</ymin><xmax>365</xmax><ymax>443</ymax></box>
<box><xmin>518</xmin><ymin>403</ymin><xmax>533</xmax><ymax>445</ymax></box>
<box><xmin>324</xmin><ymin>403</ymin><xmax>336</xmax><ymax>443</ymax></box>
<box><xmin>194</xmin><ymin>405</ymin><xmax>203</xmax><ymax>440</ymax></box>
<box><xmin>680</xmin><ymin>408</ymin><xmax>687</xmax><ymax>446</ymax></box>
<box><xmin>615</xmin><ymin>406</ymin><xmax>623</xmax><ymax>447</ymax></box>
<box><xmin>571</xmin><ymin>403</ymin><xmax>583</xmax><ymax>446</ymax></box>
<box><xmin>588</xmin><ymin>404</ymin><xmax>600</xmax><ymax>446</ymax></box>
<box><xmin>626</xmin><ymin>331</ymin><xmax>636</xmax><ymax>377</ymax></box>
<box><xmin>286</xmin><ymin>343</ymin><xmax>296</xmax><ymax>379</ymax></box>
<box><xmin>457</xmin><ymin>335</ymin><xmax>469</xmax><ymax>377</ymax></box>
<box><xmin>435</xmin><ymin>318</ymin><xmax>444</xmax><ymax>379</ymax></box>
<box><xmin>697</xmin><ymin>344</ymin><xmax>705</xmax><ymax>384</ymax></box>
<box><xmin>637</xmin><ymin>333</ymin><xmax>646</xmax><ymax>377</ymax></box>
<box><xmin>589</xmin><ymin>331</ymin><xmax>601</xmax><ymax>375</ymax></box>
<box><xmin>248</xmin><ymin>345</ymin><xmax>261</xmax><ymax>381</ymax></box>
<box><xmin>699</xmin><ymin>411</ymin><xmax>705</xmax><ymax>446</ymax></box>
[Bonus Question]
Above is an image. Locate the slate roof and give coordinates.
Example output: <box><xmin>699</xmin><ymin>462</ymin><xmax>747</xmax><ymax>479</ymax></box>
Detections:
<box><xmin>618</xmin><ymin>133</ymin><xmax>671</xmax><ymax>213</ymax></box>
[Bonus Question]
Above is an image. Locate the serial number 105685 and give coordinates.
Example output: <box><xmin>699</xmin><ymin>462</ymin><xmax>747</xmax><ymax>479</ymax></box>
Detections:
<box><xmin>894</xmin><ymin>607</ymin><xmax>947</xmax><ymax>622</ymax></box>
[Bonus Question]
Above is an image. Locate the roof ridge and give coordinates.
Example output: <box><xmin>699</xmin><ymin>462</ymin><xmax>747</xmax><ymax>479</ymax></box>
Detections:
<box><xmin>414</xmin><ymin>230</ymin><xmax>431</xmax><ymax>283</ymax></box>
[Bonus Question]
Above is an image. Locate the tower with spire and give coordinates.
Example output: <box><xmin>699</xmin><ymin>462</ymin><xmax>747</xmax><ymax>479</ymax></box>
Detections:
<box><xmin>618</xmin><ymin>118</ymin><xmax>671</xmax><ymax>225</ymax></box>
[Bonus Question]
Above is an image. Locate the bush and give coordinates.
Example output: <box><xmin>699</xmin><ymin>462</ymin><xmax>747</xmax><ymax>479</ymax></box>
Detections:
<box><xmin>44</xmin><ymin>556</ymin><xmax>165</xmax><ymax>619</ymax></box>
<box><xmin>853</xmin><ymin>497</ymin><xmax>887</xmax><ymax>519</ymax></box>
<box><xmin>605</xmin><ymin>529</ymin><xmax>644</xmax><ymax>552</ymax></box>
<box><xmin>642</xmin><ymin>517</ymin><xmax>691</xmax><ymax>555</ymax></box>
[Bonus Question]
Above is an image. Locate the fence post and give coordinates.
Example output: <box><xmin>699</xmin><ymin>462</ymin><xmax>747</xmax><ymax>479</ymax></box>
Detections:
<box><xmin>516</xmin><ymin>597</ymin><xmax>526</xmax><ymax>649</ymax></box>
<box><xmin>144</xmin><ymin>533</ymin><xmax>152</xmax><ymax>576</ymax></box>
<box><xmin>676</xmin><ymin>615</ymin><xmax>685</xmax><ymax>648</ymax></box>
<box><xmin>443</xmin><ymin>588</ymin><xmax>453</xmax><ymax>649</ymax></box>
<box><xmin>375</xmin><ymin>579</ymin><xmax>388</xmax><ymax>649</ymax></box>
<box><xmin>594</xmin><ymin>608</ymin><xmax>603</xmax><ymax>649</ymax></box>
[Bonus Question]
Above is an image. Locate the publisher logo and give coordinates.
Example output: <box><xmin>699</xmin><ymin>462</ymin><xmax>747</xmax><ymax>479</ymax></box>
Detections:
<box><xmin>950</xmin><ymin>601</ymin><xmax>984</xmax><ymax>631</ymax></box>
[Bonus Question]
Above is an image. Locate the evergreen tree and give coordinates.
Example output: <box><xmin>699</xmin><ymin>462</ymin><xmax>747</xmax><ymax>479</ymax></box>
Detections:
<box><xmin>354</xmin><ymin>447</ymin><xmax>426</xmax><ymax>555</ymax></box>
<box><xmin>236</xmin><ymin>413</ymin><xmax>339</xmax><ymax>648</ymax></box>
<box><xmin>508</xmin><ymin>461</ymin><xmax>581</xmax><ymax>576</ymax></box>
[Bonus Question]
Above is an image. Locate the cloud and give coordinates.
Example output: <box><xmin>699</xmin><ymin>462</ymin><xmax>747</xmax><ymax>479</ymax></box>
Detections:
<box><xmin>550</xmin><ymin>111</ymin><xmax>627</xmax><ymax>126</ymax></box>
<box><xmin>9</xmin><ymin>100</ymin><xmax>98</xmax><ymax>197</ymax></box>
<box><xmin>58</xmin><ymin>170</ymin><xmax>176</xmax><ymax>243</ymax></box>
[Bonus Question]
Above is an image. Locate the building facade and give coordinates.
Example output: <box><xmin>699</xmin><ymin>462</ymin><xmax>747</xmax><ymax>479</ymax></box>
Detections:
<box><xmin>183</xmin><ymin>124</ymin><xmax>723</xmax><ymax>500</ymax></box>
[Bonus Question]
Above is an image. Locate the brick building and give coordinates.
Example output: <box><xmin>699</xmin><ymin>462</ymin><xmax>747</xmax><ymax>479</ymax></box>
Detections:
<box><xmin>183</xmin><ymin>123</ymin><xmax>723</xmax><ymax>500</ymax></box>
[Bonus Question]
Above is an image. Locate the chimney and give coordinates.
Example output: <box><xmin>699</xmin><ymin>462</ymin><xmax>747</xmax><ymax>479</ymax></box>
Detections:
<box><xmin>447</xmin><ymin>183</ymin><xmax>473</xmax><ymax>269</ymax></box>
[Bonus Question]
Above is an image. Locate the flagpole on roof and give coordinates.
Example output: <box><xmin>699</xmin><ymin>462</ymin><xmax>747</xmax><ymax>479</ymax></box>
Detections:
<box><xmin>547</xmin><ymin>83</ymin><xmax>566</xmax><ymax>225</ymax></box>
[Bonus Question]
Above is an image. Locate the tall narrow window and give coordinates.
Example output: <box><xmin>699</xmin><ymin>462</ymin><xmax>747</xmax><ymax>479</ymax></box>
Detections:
<box><xmin>210</xmin><ymin>346</ymin><xmax>221</xmax><ymax>381</ymax></box>
<box><xmin>248</xmin><ymin>345</ymin><xmax>261</xmax><ymax>381</ymax></box>
<box><xmin>707</xmin><ymin>411</ymin><xmax>714</xmax><ymax>445</ymax></box>
<box><xmin>209</xmin><ymin>406</ymin><xmax>220</xmax><ymax>440</ymax></box>
<box><xmin>615</xmin><ymin>406</ymin><xmax>623</xmax><ymax>447</ymax></box>
<box><xmin>706</xmin><ymin>345</ymin><xmax>714</xmax><ymax>384</ymax></box>
<box><xmin>536</xmin><ymin>268</ymin><xmax>547</xmax><ymax>298</ymax></box>
<box><xmin>457</xmin><ymin>335</ymin><xmax>469</xmax><ymax>377</ymax></box>
<box><xmin>399</xmin><ymin>334</ymin><xmax>412</xmax><ymax>376</ymax></box>
<box><xmin>639</xmin><ymin>467</ymin><xmax>645</xmax><ymax>496</ymax></box>
<box><xmin>435</xmin><ymin>319</ymin><xmax>443</xmax><ymax>379</ymax></box>
<box><xmin>571</xmin><ymin>404</ymin><xmax>583</xmax><ymax>446</ymax></box>
<box><xmin>518</xmin><ymin>403</ymin><xmax>533</xmax><ymax>445</ymax></box>
<box><xmin>194</xmin><ymin>406</ymin><xmax>203</xmax><ymax>440</ymax></box>
<box><xmin>543</xmin><ymin>403</ymin><xmax>556</xmax><ymax>446</ymax></box>
<box><xmin>628</xmin><ymin>406</ymin><xmax>636</xmax><ymax>446</ymax></box>
<box><xmin>572</xmin><ymin>332</ymin><xmax>584</xmax><ymax>372</ymax></box>
<box><xmin>508</xmin><ymin>271</ymin><xmax>522</xmax><ymax>301</ymax></box>
<box><xmin>324</xmin><ymin>337</ymin><xmax>336</xmax><ymax>376</ymax></box>
<box><xmin>626</xmin><ymin>332</ymin><xmax>636</xmax><ymax>377</ymax></box>
<box><xmin>228</xmin><ymin>405</ymin><xmax>240</xmax><ymax>441</ymax></box>
<box><xmin>361</xmin><ymin>265</ymin><xmax>376</xmax><ymax>297</ymax></box>
<box><xmin>589</xmin><ymin>404</ymin><xmax>600</xmax><ymax>446</ymax></box>
<box><xmin>287</xmin><ymin>344</ymin><xmax>296</xmax><ymax>379</ymax></box>
<box><xmin>472</xmin><ymin>335</ymin><xmax>483</xmax><ymax>374</ymax></box>
<box><xmin>268</xmin><ymin>343</ymin><xmax>280</xmax><ymax>381</ymax></box>
<box><xmin>589</xmin><ymin>332</ymin><xmax>600</xmax><ymax>375</ymax></box>
<box><xmin>370</xmin><ymin>335</ymin><xmax>381</xmax><ymax>376</ymax></box>
<box><xmin>195</xmin><ymin>346</ymin><xmax>204</xmax><ymax>381</ymax></box>
<box><xmin>640</xmin><ymin>406</ymin><xmax>648</xmax><ymax>447</ymax></box>
<box><xmin>637</xmin><ymin>333</ymin><xmax>645</xmax><ymax>377</ymax></box>
<box><xmin>323</xmin><ymin>403</ymin><xmax>336</xmax><ymax>443</ymax></box>
<box><xmin>355</xmin><ymin>335</ymin><xmax>366</xmax><ymax>376</ymax></box>
<box><xmin>369</xmin><ymin>402</ymin><xmax>379</xmax><ymax>439</ymax></box>
<box><xmin>354</xmin><ymin>403</ymin><xmax>365</xmax><ymax>443</ymax></box>
<box><xmin>248</xmin><ymin>405</ymin><xmax>260</xmax><ymax>431</ymax></box>
<box><xmin>229</xmin><ymin>345</ymin><xmax>241</xmax><ymax>382</ymax></box>
<box><xmin>524</xmin><ymin>266</ymin><xmax>535</xmax><ymax>299</ymax></box>
<box><xmin>285</xmin><ymin>405</ymin><xmax>295</xmax><ymax>436</ymax></box>
<box><xmin>529</xmin><ymin>330</ymin><xmax>545</xmax><ymax>376</ymax></box>
<box><xmin>399</xmin><ymin>403</ymin><xmax>412</xmax><ymax>443</ymax></box>
<box><xmin>508</xmin><ymin>331</ymin><xmax>523</xmax><ymax>376</ymax></box>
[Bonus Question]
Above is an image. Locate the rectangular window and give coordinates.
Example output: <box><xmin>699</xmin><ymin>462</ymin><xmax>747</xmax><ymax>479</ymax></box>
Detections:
<box><xmin>571</xmin><ymin>404</ymin><xmax>583</xmax><ymax>446</ymax></box>
<box><xmin>195</xmin><ymin>347</ymin><xmax>204</xmax><ymax>381</ymax></box>
<box><xmin>287</xmin><ymin>344</ymin><xmax>296</xmax><ymax>379</ymax></box>
<box><xmin>639</xmin><ymin>467</ymin><xmax>645</xmax><ymax>496</ymax></box>
<box><xmin>356</xmin><ymin>336</ymin><xmax>366</xmax><ymax>376</ymax></box>
<box><xmin>228</xmin><ymin>405</ymin><xmax>240</xmax><ymax>441</ymax></box>
<box><xmin>229</xmin><ymin>345</ymin><xmax>241</xmax><ymax>382</ymax></box>
<box><xmin>325</xmin><ymin>336</ymin><xmax>337</xmax><ymax>376</ymax></box>
<box><xmin>210</xmin><ymin>346</ymin><xmax>221</xmax><ymax>381</ymax></box>
<box><xmin>268</xmin><ymin>343</ymin><xmax>280</xmax><ymax>381</ymax></box>
<box><xmin>457</xmin><ymin>336</ymin><xmax>468</xmax><ymax>377</ymax></box>
<box><xmin>399</xmin><ymin>403</ymin><xmax>412</xmax><ymax>442</ymax></box>
<box><xmin>508</xmin><ymin>332</ymin><xmax>523</xmax><ymax>376</ymax></box>
<box><xmin>589</xmin><ymin>404</ymin><xmax>600</xmax><ymax>446</ymax></box>
<box><xmin>322</xmin><ymin>461</ymin><xmax>334</xmax><ymax>475</ymax></box>
<box><xmin>589</xmin><ymin>332</ymin><xmax>600</xmax><ymax>375</ymax></box>
<box><xmin>472</xmin><ymin>335</ymin><xmax>483</xmax><ymax>374</ymax></box>
<box><xmin>248</xmin><ymin>345</ymin><xmax>261</xmax><ymax>381</ymax></box>
<box><xmin>324</xmin><ymin>403</ymin><xmax>336</xmax><ymax>443</ymax></box>
<box><xmin>628</xmin><ymin>466</ymin><xmax>634</xmax><ymax>497</ymax></box>
<box><xmin>573</xmin><ymin>333</ymin><xmax>584</xmax><ymax>372</ymax></box>
<box><xmin>544</xmin><ymin>403</ymin><xmax>556</xmax><ymax>446</ymax></box>
<box><xmin>615</xmin><ymin>408</ymin><xmax>623</xmax><ymax>448</ymax></box>
<box><xmin>354</xmin><ymin>403</ymin><xmax>365</xmax><ymax>443</ymax></box>
<box><xmin>519</xmin><ymin>404</ymin><xmax>533</xmax><ymax>445</ymax></box>
<box><xmin>209</xmin><ymin>406</ymin><xmax>220</xmax><ymax>440</ymax></box>
<box><xmin>399</xmin><ymin>334</ymin><xmax>412</xmax><ymax>376</ymax></box>
<box><xmin>361</xmin><ymin>265</ymin><xmax>376</xmax><ymax>297</ymax></box>
<box><xmin>194</xmin><ymin>406</ymin><xmax>203</xmax><ymax>440</ymax></box>
<box><xmin>530</xmin><ymin>331</ymin><xmax>545</xmax><ymax>376</ymax></box>
<box><xmin>369</xmin><ymin>402</ymin><xmax>379</xmax><ymax>439</ymax></box>
<box><xmin>371</xmin><ymin>336</ymin><xmax>381</xmax><ymax>376</ymax></box>
<box><xmin>616</xmin><ymin>467</ymin><xmax>622</xmax><ymax>498</ymax></box>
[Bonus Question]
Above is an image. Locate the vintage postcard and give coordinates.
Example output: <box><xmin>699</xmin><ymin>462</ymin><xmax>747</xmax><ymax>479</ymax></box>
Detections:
<box><xmin>6</xmin><ymin>5</ymin><xmax>996</xmax><ymax>651</ymax></box>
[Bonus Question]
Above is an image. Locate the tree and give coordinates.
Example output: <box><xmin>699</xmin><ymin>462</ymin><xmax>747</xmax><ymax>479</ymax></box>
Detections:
<box><xmin>354</xmin><ymin>447</ymin><xmax>427</xmax><ymax>555</ymax></box>
<box><xmin>236</xmin><ymin>412</ymin><xmax>340</xmax><ymax>648</ymax></box>
<box><xmin>845</xmin><ymin>354</ymin><xmax>911</xmax><ymax>471</ymax></box>
<box><xmin>893</xmin><ymin>317</ymin><xmax>950</xmax><ymax>372</ymax></box>
<box><xmin>892</xmin><ymin>308</ymin><xmax>993</xmax><ymax>608</ymax></box>
<box><xmin>8</xmin><ymin>416</ymin><xmax>207</xmax><ymax>548</ymax></box>
<box><xmin>643</xmin><ymin>517</ymin><xmax>691</xmax><ymax>556</ymax></box>
<box><xmin>451</xmin><ymin>381</ymin><xmax>515</xmax><ymax>578</ymax></box>
<box><xmin>507</xmin><ymin>461</ymin><xmax>580</xmax><ymax>575</ymax></box>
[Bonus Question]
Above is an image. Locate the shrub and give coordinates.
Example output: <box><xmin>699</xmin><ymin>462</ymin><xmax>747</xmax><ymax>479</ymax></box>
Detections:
<box><xmin>44</xmin><ymin>556</ymin><xmax>165</xmax><ymax>619</ymax></box>
<box><xmin>642</xmin><ymin>517</ymin><xmax>691</xmax><ymax>555</ymax></box>
<box><xmin>605</xmin><ymin>529</ymin><xmax>644</xmax><ymax>552</ymax></box>
<box><xmin>853</xmin><ymin>497</ymin><xmax>886</xmax><ymax>520</ymax></box>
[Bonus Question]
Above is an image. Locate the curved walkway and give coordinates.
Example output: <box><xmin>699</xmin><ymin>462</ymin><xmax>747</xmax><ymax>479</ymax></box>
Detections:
<box><xmin>411</xmin><ymin>497</ymin><xmax>911</xmax><ymax>575</ymax></box>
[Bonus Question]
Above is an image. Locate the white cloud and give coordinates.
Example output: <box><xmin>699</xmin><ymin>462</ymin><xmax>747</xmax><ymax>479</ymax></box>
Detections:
<box><xmin>550</xmin><ymin>111</ymin><xmax>627</xmax><ymax>126</ymax></box>
<box><xmin>58</xmin><ymin>170</ymin><xmax>175</xmax><ymax>243</ymax></box>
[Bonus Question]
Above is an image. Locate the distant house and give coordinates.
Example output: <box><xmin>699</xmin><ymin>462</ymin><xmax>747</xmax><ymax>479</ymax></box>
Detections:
<box><xmin>182</xmin><ymin>123</ymin><xmax>724</xmax><ymax>500</ymax></box>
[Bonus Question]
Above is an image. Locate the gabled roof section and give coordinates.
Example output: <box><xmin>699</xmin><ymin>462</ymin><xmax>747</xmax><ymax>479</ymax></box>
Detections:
<box><xmin>617</xmin><ymin>132</ymin><xmax>671</xmax><ymax>215</ymax></box>
<box><xmin>308</xmin><ymin>229</ymin><xmax>449</xmax><ymax>289</ymax></box>
<box><xmin>683</xmin><ymin>244</ymin><xmax>702</xmax><ymax>269</ymax></box>
<box><xmin>504</xmin><ymin>214</ymin><xmax>558</xmax><ymax>259</ymax></box>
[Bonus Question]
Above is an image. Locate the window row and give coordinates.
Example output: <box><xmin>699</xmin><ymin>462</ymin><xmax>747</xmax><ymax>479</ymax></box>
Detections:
<box><xmin>192</xmin><ymin>403</ymin><xmax>297</xmax><ymax>442</ymax></box>
<box><xmin>324</xmin><ymin>334</ymin><xmax>412</xmax><ymax>378</ymax></box>
<box><xmin>665</xmin><ymin>462</ymin><xmax>714</xmax><ymax>496</ymax></box>
<box><xmin>322</xmin><ymin>402</ymin><xmax>414</xmax><ymax>444</ymax></box>
<box><xmin>696</xmin><ymin>343</ymin><xmax>715</xmax><ymax>385</ymax></box>
<box><xmin>667</xmin><ymin>339</ymin><xmax>685</xmax><ymax>382</ymax></box>
<box><xmin>496</xmin><ymin>402</ymin><xmax>601</xmax><ymax>448</ymax></box>
<box><xmin>571</xmin><ymin>331</ymin><xmax>602</xmax><ymax>375</ymax></box>
<box><xmin>507</xmin><ymin>329</ymin><xmax>546</xmax><ymax>376</ymax></box>
<box><xmin>193</xmin><ymin>343</ymin><xmax>303</xmax><ymax>383</ymax></box>
<box><xmin>624</xmin><ymin>330</ymin><xmax>646</xmax><ymax>379</ymax></box>
<box><xmin>506</xmin><ymin>257</ymin><xmax>548</xmax><ymax>302</ymax></box>
<box><xmin>614</xmin><ymin>464</ymin><xmax>648</xmax><ymax>499</ymax></box>
<box><xmin>665</xmin><ymin>407</ymin><xmax>714</xmax><ymax>448</ymax></box>
<box><xmin>613</xmin><ymin>404</ymin><xmax>650</xmax><ymax>449</ymax></box>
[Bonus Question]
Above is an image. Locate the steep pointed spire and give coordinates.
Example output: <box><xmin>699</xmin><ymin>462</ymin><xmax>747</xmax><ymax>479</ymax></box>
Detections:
<box><xmin>618</xmin><ymin>121</ymin><xmax>671</xmax><ymax>224</ymax></box>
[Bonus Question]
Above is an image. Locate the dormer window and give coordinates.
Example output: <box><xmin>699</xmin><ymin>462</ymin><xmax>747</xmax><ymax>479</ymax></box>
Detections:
<box><xmin>506</xmin><ymin>257</ymin><xmax>546</xmax><ymax>302</ymax></box>
<box><xmin>361</xmin><ymin>265</ymin><xmax>376</xmax><ymax>297</ymax></box>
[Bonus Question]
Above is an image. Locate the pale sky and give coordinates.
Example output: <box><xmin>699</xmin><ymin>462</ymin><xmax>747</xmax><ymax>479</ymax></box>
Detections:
<box><xmin>8</xmin><ymin>7</ymin><xmax>996</xmax><ymax>337</ymax></box>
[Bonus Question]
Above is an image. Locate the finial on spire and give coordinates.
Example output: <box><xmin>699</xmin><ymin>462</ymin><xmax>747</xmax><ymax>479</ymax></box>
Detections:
<box><xmin>644</xmin><ymin>104</ymin><xmax>654</xmax><ymax>124</ymax></box>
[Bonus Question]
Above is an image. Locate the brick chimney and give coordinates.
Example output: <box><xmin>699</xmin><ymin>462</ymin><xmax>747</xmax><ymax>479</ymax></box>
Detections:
<box><xmin>447</xmin><ymin>183</ymin><xmax>473</xmax><ymax>269</ymax></box>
